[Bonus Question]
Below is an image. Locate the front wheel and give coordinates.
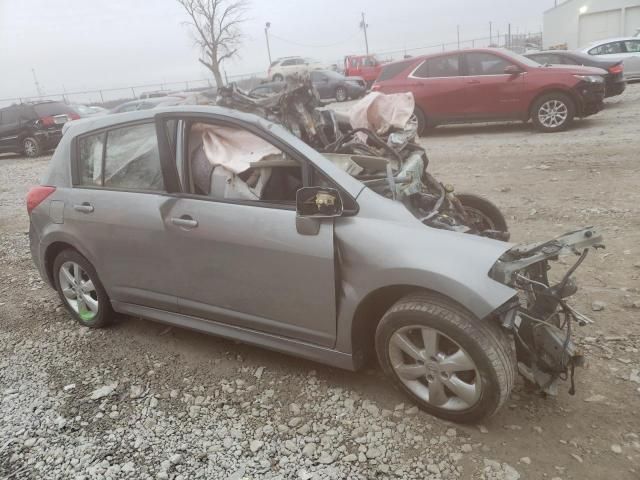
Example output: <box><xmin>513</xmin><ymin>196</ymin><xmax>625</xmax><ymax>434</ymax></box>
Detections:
<box><xmin>23</xmin><ymin>137</ymin><xmax>41</xmax><ymax>158</ymax></box>
<box><xmin>53</xmin><ymin>249</ymin><xmax>114</xmax><ymax>328</ymax></box>
<box><xmin>376</xmin><ymin>292</ymin><xmax>515</xmax><ymax>423</ymax></box>
<box><xmin>456</xmin><ymin>193</ymin><xmax>508</xmax><ymax>235</ymax></box>
<box><xmin>531</xmin><ymin>93</ymin><xmax>575</xmax><ymax>132</ymax></box>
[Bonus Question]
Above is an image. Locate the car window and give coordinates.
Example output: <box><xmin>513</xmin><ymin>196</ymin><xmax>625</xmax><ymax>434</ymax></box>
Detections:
<box><xmin>465</xmin><ymin>52</ymin><xmax>512</xmax><ymax>75</ymax></box>
<box><xmin>117</xmin><ymin>103</ymin><xmax>138</xmax><ymax>113</ymax></box>
<box><xmin>413</xmin><ymin>54</ymin><xmax>460</xmax><ymax>78</ymax></box>
<box><xmin>363</xmin><ymin>57</ymin><xmax>377</xmax><ymax>66</ymax></box>
<box><xmin>625</xmin><ymin>40</ymin><xmax>640</xmax><ymax>53</ymax></box>
<box><xmin>590</xmin><ymin>42</ymin><xmax>624</xmax><ymax>55</ymax></box>
<box><xmin>33</xmin><ymin>102</ymin><xmax>75</xmax><ymax>116</ymax></box>
<box><xmin>281</xmin><ymin>59</ymin><xmax>294</xmax><ymax>66</ymax></box>
<box><xmin>378</xmin><ymin>59</ymin><xmax>415</xmax><ymax>81</ymax></box>
<box><xmin>185</xmin><ymin>122</ymin><xmax>302</xmax><ymax>205</ymax></box>
<box><xmin>104</xmin><ymin>123</ymin><xmax>163</xmax><ymax>190</ymax></box>
<box><xmin>310</xmin><ymin>71</ymin><xmax>326</xmax><ymax>82</ymax></box>
<box><xmin>78</xmin><ymin>123</ymin><xmax>164</xmax><ymax>191</ymax></box>
<box><xmin>78</xmin><ymin>132</ymin><xmax>105</xmax><ymax>186</ymax></box>
<box><xmin>0</xmin><ymin>107</ymin><xmax>19</xmax><ymax>125</ymax></box>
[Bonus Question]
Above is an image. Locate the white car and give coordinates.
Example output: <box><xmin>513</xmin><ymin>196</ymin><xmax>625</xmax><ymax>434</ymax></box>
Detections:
<box><xmin>267</xmin><ymin>57</ymin><xmax>329</xmax><ymax>82</ymax></box>
<box><xmin>580</xmin><ymin>37</ymin><xmax>640</xmax><ymax>81</ymax></box>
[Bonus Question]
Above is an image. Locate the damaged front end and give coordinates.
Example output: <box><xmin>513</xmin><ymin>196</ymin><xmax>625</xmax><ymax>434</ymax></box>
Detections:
<box><xmin>491</xmin><ymin>228</ymin><xmax>605</xmax><ymax>395</ymax></box>
<box><xmin>217</xmin><ymin>78</ymin><xmax>510</xmax><ymax>240</ymax></box>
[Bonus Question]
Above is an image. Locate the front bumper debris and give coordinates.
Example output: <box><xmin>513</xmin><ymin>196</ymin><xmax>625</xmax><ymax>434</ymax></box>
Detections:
<box><xmin>492</xmin><ymin>227</ymin><xmax>605</xmax><ymax>395</ymax></box>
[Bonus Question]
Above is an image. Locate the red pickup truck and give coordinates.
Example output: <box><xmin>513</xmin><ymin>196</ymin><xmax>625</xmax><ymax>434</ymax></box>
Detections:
<box><xmin>344</xmin><ymin>54</ymin><xmax>385</xmax><ymax>86</ymax></box>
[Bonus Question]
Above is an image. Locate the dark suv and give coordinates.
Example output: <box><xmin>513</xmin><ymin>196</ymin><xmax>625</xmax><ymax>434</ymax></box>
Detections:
<box><xmin>0</xmin><ymin>101</ymin><xmax>79</xmax><ymax>157</ymax></box>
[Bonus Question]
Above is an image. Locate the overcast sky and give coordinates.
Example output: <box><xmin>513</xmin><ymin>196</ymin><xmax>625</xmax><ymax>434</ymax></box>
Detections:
<box><xmin>0</xmin><ymin>0</ymin><xmax>557</xmax><ymax>101</ymax></box>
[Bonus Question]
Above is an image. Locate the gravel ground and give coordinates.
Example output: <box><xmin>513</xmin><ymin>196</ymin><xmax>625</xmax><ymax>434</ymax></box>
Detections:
<box><xmin>1</xmin><ymin>85</ymin><xmax>640</xmax><ymax>479</ymax></box>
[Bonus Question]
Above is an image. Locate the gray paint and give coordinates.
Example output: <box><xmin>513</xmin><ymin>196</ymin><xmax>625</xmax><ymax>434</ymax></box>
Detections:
<box><xmin>33</xmin><ymin>105</ymin><xmax>517</xmax><ymax>371</ymax></box>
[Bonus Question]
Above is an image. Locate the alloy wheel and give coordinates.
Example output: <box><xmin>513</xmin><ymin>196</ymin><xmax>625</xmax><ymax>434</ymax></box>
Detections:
<box><xmin>24</xmin><ymin>139</ymin><xmax>37</xmax><ymax>157</ymax></box>
<box><xmin>538</xmin><ymin>100</ymin><xmax>568</xmax><ymax>128</ymax></box>
<box><xmin>58</xmin><ymin>261</ymin><xmax>99</xmax><ymax>322</ymax></box>
<box><xmin>336</xmin><ymin>87</ymin><xmax>347</xmax><ymax>102</ymax></box>
<box><xmin>388</xmin><ymin>325</ymin><xmax>481</xmax><ymax>411</ymax></box>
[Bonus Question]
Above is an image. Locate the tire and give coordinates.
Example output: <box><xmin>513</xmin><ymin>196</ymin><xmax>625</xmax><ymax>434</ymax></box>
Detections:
<box><xmin>456</xmin><ymin>193</ymin><xmax>508</xmax><ymax>234</ymax></box>
<box><xmin>335</xmin><ymin>86</ymin><xmax>348</xmax><ymax>102</ymax></box>
<box><xmin>375</xmin><ymin>291</ymin><xmax>515</xmax><ymax>423</ymax></box>
<box><xmin>23</xmin><ymin>137</ymin><xmax>41</xmax><ymax>158</ymax></box>
<box><xmin>530</xmin><ymin>93</ymin><xmax>575</xmax><ymax>132</ymax></box>
<box><xmin>413</xmin><ymin>107</ymin><xmax>427</xmax><ymax>136</ymax></box>
<box><xmin>53</xmin><ymin>249</ymin><xmax>114</xmax><ymax>328</ymax></box>
<box><xmin>272</xmin><ymin>74</ymin><xmax>284</xmax><ymax>82</ymax></box>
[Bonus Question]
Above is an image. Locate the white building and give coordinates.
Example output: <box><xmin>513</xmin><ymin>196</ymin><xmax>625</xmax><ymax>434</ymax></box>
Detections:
<box><xmin>544</xmin><ymin>0</ymin><xmax>640</xmax><ymax>49</ymax></box>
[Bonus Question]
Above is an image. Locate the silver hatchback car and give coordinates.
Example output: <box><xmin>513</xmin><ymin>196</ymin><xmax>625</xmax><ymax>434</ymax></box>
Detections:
<box><xmin>28</xmin><ymin>106</ymin><xmax>602</xmax><ymax>422</ymax></box>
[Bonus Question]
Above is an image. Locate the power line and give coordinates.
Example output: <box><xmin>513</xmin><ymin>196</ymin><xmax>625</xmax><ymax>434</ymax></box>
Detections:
<box><xmin>268</xmin><ymin>32</ymin><xmax>358</xmax><ymax>49</ymax></box>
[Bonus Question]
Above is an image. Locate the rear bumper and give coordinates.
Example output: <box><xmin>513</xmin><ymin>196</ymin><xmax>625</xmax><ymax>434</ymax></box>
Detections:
<box><xmin>573</xmin><ymin>81</ymin><xmax>605</xmax><ymax>117</ymax></box>
<box><xmin>605</xmin><ymin>79</ymin><xmax>626</xmax><ymax>97</ymax></box>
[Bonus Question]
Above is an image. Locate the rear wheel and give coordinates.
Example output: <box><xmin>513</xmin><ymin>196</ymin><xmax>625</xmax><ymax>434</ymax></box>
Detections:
<box><xmin>53</xmin><ymin>249</ymin><xmax>114</xmax><ymax>328</ymax></box>
<box><xmin>272</xmin><ymin>74</ymin><xmax>284</xmax><ymax>82</ymax></box>
<box><xmin>376</xmin><ymin>292</ymin><xmax>515</xmax><ymax>423</ymax></box>
<box><xmin>23</xmin><ymin>137</ymin><xmax>41</xmax><ymax>158</ymax></box>
<box><xmin>456</xmin><ymin>193</ymin><xmax>508</xmax><ymax>235</ymax></box>
<box><xmin>531</xmin><ymin>93</ymin><xmax>575</xmax><ymax>132</ymax></box>
<box><xmin>335</xmin><ymin>86</ymin><xmax>348</xmax><ymax>102</ymax></box>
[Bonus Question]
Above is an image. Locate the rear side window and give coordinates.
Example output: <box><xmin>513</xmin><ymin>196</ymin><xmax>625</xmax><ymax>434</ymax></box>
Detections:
<box><xmin>413</xmin><ymin>55</ymin><xmax>460</xmax><ymax>78</ymax></box>
<box><xmin>33</xmin><ymin>102</ymin><xmax>75</xmax><ymax>117</ymax></box>
<box><xmin>78</xmin><ymin>133</ymin><xmax>105</xmax><ymax>186</ymax></box>
<box><xmin>625</xmin><ymin>40</ymin><xmax>640</xmax><ymax>53</ymax></box>
<box><xmin>589</xmin><ymin>42</ymin><xmax>624</xmax><ymax>55</ymax></box>
<box><xmin>77</xmin><ymin>123</ymin><xmax>164</xmax><ymax>191</ymax></box>
<box><xmin>465</xmin><ymin>52</ymin><xmax>512</xmax><ymax>75</ymax></box>
<box><xmin>377</xmin><ymin>60</ymin><xmax>415</xmax><ymax>81</ymax></box>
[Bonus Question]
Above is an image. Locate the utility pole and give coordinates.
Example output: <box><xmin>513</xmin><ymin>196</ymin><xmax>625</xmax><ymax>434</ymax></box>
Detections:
<box><xmin>265</xmin><ymin>22</ymin><xmax>272</xmax><ymax>65</ymax></box>
<box><xmin>31</xmin><ymin>68</ymin><xmax>44</xmax><ymax>97</ymax></box>
<box><xmin>489</xmin><ymin>21</ymin><xmax>492</xmax><ymax>45</ymax></box>
<box><xmin>360</xmin><ymin>12</ymin><xmax>369</xmax><ymax>55</ymax></box>
<box><xmin>508</xmin><ymin>23</ymin><xmax>512</xmax><ymax>49</ymax></box>
<box><xmin>457</xmin><ymin>25</ymin><xmax>460</xmax><ymax>50</ymax></box>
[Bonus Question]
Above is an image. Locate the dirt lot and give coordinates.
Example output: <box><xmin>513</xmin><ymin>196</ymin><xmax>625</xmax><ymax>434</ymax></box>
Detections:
<box><xmin>1</xmin><ymin>85</ymin><xmax>639</xmax><ymax>480</ymax></box>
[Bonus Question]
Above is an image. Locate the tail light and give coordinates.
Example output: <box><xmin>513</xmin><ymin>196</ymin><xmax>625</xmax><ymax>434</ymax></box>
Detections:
<box><xmin>609</xmin><ymin>63</ymin><xmax>623</xmax><ymax>75</ymax></box>
<box><xmin>26</xmin><ymin>186</ymin><xmax>56</xmax><ymax>215</ymax></box>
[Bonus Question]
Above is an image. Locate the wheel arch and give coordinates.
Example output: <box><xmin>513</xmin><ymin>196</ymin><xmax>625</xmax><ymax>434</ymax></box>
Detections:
<box><xmin>44</xmin><ymin>241</ymin><xmax>79</xmax><ymax>287</ymax></box>
<box><xmin>527</xmin><ymin>88</ymin><xmax>581</xmax><ymax>120</ymax></box>
<box><xmin>349</xmin><ymin>284</ymin><xmax>488</xmax><ymax>370</ymax></box>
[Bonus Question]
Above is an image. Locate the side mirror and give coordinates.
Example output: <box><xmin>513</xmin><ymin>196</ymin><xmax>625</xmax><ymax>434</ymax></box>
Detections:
<box><xmin>296</xmin><ymin>187</ymin><xmax>343</xmax><ymax>218</ymax></box>
<box><xmin>504</xmin><ymin>65</ymin><xmax>523</xmax><ymax>75</ymax></box>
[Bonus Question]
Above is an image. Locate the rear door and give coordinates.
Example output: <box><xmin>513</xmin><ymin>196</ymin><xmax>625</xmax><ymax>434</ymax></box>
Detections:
<box><xmin>407</xmin><ymin>53</ymin><xmax>467</xmax><ymax>121</ymax></box>
<box><xmin>66</xmin><ymin>121</ymin><xmax>180</xmax><ymax>311</ymax></box>
<box><xmin>0</xmin><ymin>107</ymin><xmax>21</xmax><ymax>151</ymax></box>
<box><xmin>622</xmin><ymin>40</ymin><xmax>640</xmax><ymax>77</ymax></box>
<box><xmin>155</xmin><ymin>114</ymin><xmax>338</xmax><ymax>347</ymax></box>
<box><xmin>460</xmin><ymin>52</ymin><xmax>526</xmax><ymax>118</ymax></box>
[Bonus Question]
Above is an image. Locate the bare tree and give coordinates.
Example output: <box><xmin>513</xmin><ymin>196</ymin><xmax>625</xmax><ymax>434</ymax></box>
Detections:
<box><xmin>177</xmin><ymin>0</ymin><xmax>248</xmax><ymax>88</ymax></box>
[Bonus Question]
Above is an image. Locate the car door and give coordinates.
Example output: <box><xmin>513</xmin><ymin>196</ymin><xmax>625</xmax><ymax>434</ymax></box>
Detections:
<box><xmin>622</xmin><ymin>40</ymin><xmax>640</xmax><ymax>77</ymax></box>
<box><xmin>310</xmin><ymin>71</ymin><xmax>331</xmax><ymax>98</ymax></box>
<box><xmin>407</xmin><ymin>53</ymin><xmax>468</xmax><ymax>121</ymax></box>
<box><xmin>156</xmin><ymin>115</ymin><xmax>338</xmax><ymax>347</ymax></box>
<box><xmin>0</xmin><ymin>107</ymin><xmax>21</xmax><ymax>151</ymax></box>
<box><xmin>66</xmin><ymin>121</ymin><xmax>181</xmax><ymax>312</ymax></box>
<box><xmin>460</xmin><ymin>52</ymin><xmax>526</xmax><ymax>118</ymax></box>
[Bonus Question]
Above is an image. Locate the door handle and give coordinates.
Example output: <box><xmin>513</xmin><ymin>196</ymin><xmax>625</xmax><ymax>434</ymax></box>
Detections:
<box><xmin>73</xmin><ymin>203</ymin><xmax>94</xmax><ymax>213</ymax></box>
<box><xmin>171</xmin><ymin>216</ymin><xmax>198</xmax><ymax>229</ymax></box>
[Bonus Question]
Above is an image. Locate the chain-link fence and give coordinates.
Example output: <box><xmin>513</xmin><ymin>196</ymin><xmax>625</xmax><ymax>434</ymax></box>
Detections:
<box><xmin>1</xmin><ymin>31</ymin><xmax>541</xmax><ymax>109</ymax></box>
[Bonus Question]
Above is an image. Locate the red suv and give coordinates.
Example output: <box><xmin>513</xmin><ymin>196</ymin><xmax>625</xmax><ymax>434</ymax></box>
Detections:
<box><xmin>372</xmin><ymin>48</ymin><xmax>606</xmax><ymax>133</ymax></box>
